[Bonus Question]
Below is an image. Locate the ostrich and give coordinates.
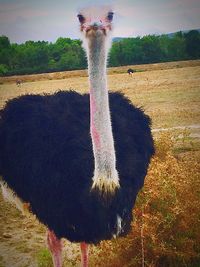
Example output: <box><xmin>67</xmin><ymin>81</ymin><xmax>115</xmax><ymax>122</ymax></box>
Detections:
<box><xmin>16</xmin><ymin>79</ymin><xmax>22</xmax><ymax>87</ymax></box>
<box><xmin>127</xmin><ymin>68</ymin><xmax>135</xmax><ymax>76</ymax></box>
<box><xmin>0</xmin><ymin>6</ymin><xmax>154</xmax><ymax>267</ymax></box>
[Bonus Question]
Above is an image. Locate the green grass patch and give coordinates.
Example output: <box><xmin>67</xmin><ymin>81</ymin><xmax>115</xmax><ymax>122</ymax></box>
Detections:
<box><xmin>36</xmin><ymin>248</ymin><xmax>53</xmax><ymax>267</ymax></box>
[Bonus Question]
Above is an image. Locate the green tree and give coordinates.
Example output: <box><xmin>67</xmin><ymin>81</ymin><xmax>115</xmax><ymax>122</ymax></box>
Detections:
<box><xmin>141</xmin><ymin>35</ymin><xmax>162</xmax><ymax>63</ymax></box>
<box><xmin>167</xmin><ymin>32</ymin><xmax>187</xmax><ymax>61</ymax></box>
<box><xmin>0</xmin><ymin>36</ymin><xmax>11</xmax><ymax>67</ymax></box>
<box><xmin>109</xmin><ymin>41</ymin><xmax>125</xmax><ymax>66</ymax></box>
<box><xmin>1</xmin><ymin>30</ymin><xmax>199</xmax><ymax>76</ymax></box>
<box><xmin>0</xmin><ymin>35</ymin><xmax>10</xmax><ymax>50</ymax></box>
<box><xmin>0</xmin><ymin>64</ymin><xmax>8</xmax><ymax>75</ymax></box>
<box><xmin>184</xmin><ymin>30</ymin><xmax>200</xmax><ymax>59</ymax></box>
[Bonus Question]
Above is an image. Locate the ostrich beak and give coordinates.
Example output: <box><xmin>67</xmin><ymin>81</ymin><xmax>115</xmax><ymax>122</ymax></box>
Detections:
<box><xmin>85</xmin><ymin>22</ymin><xmax>107</xmax><ymax>37</ymax></box>
<box><xmin>87</xmin><ymin>22</ymin><xmax>104</xmax><ymax>31</ymax></box>
<box><xmin>90</xmin><ymin>22</ymin><xmax>102</xmax><ymax>29</ymax></box>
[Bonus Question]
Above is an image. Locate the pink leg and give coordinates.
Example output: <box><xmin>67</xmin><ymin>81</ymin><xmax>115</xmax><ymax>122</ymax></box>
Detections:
<box><xmin>47</xmin><ymin>229</ymin><xmax>62</xmax><ymax>267</ymax></box>
<box><xmin>80</xmin><ymin>242</ymin><xmax>89</xmax><ymax>267</ymax></box>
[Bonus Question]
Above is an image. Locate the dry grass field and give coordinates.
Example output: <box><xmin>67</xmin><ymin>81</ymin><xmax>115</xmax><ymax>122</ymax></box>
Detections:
<box><xmin>0</xmin><ymin>60</ymin><xmax>200</xmax><ymax>267</ymax></box>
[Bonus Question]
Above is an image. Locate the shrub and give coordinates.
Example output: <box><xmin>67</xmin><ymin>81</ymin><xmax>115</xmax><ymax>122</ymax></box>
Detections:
<box><xmin>90</xmin><ymin>132</ymin><xmax>200</xmax><ymax>266</ymax></box>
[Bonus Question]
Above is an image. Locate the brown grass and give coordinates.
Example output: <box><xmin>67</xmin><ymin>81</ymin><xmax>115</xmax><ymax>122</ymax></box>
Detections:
<box><xmin>0</xmin><ymin>60</ymin><xmax>200</xmax><ymax>130</ymax></box>
<box><xmin>0</xmin><ymin>59</ymin><xmax>200</xmax><ymax>84</ymax></box>
<box><xmin>90</xmin><ymin>132</ymin><xmax>200</xmax><ymax>267</ymax></box>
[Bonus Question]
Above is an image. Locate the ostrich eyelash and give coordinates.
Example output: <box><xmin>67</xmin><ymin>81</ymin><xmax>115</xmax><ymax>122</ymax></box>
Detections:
<box><xmin>107</xmin><ymin>12</ymin><xmax>114</xmax><ymax>21</ymax></box>
<box><xmin>77</xmin><ymin>14</ymin><xmax>85</xmax><ymax>24</ymax></box>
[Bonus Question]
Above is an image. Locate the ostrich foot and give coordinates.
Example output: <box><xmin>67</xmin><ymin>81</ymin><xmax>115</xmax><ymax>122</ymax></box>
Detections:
<box><xmin>80</xmin><ymin>242</ymin><xmax>89</xmax><ymax>267</ymax></box>
<box><xmin>47</xmin><ymin>229</ymin><xmax>62</xmax><ymax>267</ymax></box>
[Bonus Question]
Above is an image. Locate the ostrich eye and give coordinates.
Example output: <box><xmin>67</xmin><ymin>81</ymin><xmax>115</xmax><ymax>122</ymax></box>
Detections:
<box><xmin>77</xmin><ymin>14</ymin><xmax>85</xmax><ymax>23</ymax></box>
<box><xmin>107</xmin><ymin>12</ymin><xmax>114</xmax><ymax>21</ymax></box>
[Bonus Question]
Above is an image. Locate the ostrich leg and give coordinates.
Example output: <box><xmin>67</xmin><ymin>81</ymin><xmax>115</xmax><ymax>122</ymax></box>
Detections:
<box><xmin>47</xmin><ymin>229</ymin><xmax>62</xmax><ymax>267</ymax></box>
<box><xmin>80</xmin><ymin>242</ymin><xmax>89</xmax><ymax>267</ymax></box>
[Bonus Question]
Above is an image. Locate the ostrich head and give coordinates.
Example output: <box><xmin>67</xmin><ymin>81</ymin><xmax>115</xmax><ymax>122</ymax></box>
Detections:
<box><xmin>77</xmin><ymin>6</ymin><xmax>114</xmax><ymax>50</ymax></box>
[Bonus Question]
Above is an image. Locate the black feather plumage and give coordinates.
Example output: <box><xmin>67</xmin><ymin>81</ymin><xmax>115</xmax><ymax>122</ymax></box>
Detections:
<box><xmin>0</xmin><ymin>90</ymin><xmax>154</xmax><ymax>244</ymax></box>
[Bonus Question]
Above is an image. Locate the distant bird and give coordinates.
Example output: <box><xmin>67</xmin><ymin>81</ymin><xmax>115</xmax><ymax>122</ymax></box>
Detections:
<box><xmin>16</xmin><ymin>79</ymin><xmax>22</xmax><ymax>87</ymax></box>
<box><xmin>127</xmin><ymin>68</ymin><xmax>136</xmax><ymax>76</ymax></box>
<box><xmin>0</xmin><ymin>6</ymin><xmax>154</xmax><ymax>267</ymax></box>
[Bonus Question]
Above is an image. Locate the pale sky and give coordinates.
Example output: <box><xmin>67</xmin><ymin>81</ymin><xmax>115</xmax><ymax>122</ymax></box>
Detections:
<box><xmin>0</xmin><ymin>0</ymin><xmax>200</xmax><ymax>43</ymax></box>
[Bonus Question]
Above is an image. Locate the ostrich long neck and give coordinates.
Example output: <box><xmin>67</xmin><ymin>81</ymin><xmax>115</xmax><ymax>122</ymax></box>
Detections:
<box><xmin>87</xmin><ymin>36</ymin><xmax>119</xmax><ymax>189</ymax></box>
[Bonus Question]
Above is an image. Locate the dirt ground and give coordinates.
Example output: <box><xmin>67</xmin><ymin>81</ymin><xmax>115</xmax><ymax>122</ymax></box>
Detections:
<box><xmin>0</xmin><ymin>192</ymin><xmax>82</xmax><ymax>267</ymax></box>
<box><xmin>0</xmin><ymin>60</ymin><xmax>200</xmax><ymax>267</ymax></box>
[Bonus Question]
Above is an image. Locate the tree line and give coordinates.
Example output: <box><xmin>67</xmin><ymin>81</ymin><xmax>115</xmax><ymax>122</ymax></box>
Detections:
<box><xmin>0</xmin><ymin>30</ymin><xmax>200</xmax><ymax>76</ymax></box>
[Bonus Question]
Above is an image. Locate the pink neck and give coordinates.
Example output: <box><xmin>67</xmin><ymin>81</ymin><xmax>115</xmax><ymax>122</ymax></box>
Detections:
<box><xmin>87</xmin><ymin>37</ymin><xmax>119</xmax><ymax>187</ymax></box>
<box><xmin>90</xmin><ymin>92</ymin><xmax>101</xmax><ymax>149</ymax></box>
